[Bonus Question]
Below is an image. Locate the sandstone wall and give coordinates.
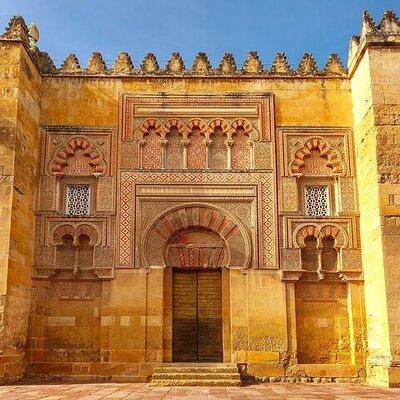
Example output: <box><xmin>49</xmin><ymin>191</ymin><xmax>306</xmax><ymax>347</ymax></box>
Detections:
<box><xmin>0</xmin><ymin>39</ymin><xmax>41</xmax><ymax>383</ymax></box>
<box><xmin>0</xmin><ymin>13</ymin><xmax>380</xmax><ymax>385</ymax></box>
<box><xmin>351</xmin><ymin>45</ymin><xmax>400</xmax><ymax>386</ymax></box>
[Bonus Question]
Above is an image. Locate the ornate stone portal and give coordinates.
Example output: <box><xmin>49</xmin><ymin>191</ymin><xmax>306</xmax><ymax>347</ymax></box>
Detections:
<box><xmin>2</xmin><ymin>10</ymin><xmax>400</xmax><ymax>387</ymax></box>
<box><xmin>25</xmin><ymin>91</ymin><xmax>364</xmax><ymax>381</ymax></box>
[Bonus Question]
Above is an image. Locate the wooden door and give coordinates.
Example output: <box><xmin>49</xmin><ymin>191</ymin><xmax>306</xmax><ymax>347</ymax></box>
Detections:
<box><xmin>172</xmin><ymin>269</ymin><xmax>223</xmax><ymax>362</ymax></box>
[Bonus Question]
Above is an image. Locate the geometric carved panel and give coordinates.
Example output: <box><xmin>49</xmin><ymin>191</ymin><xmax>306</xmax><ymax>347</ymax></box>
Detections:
<box><xmin>118</xmin><ymin>171</ymin><xmax>276</xmax><ymax>269</ymax></box>
<box><xmin>277</xmin><ymin>127</ymin><xmax>353</xmax><ymax>178</ymax></box>
<box><xmin>121</xmin><ymin>94</ymin><xmax>275</xmax><ymax>142</ymax></box>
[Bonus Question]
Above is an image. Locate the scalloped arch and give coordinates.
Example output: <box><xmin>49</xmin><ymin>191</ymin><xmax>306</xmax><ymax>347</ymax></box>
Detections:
<box><xmin>186</xmin><ymin>118</ymin><xmax>207</xmax><ymax>133</ymax></box>
<box><xmin>230</xmin><ymin>118</ymin><xmax>253</xmax><ymax>134</ymax></box>
<box><xmin>140</xmin><ymin>118</ymin><xmax>162</xmax><ymax>136</ymax></box>
<box><xmin>163</xmin><ymin>118</ymin><xmax>186</xmax><ymax>135</ymax></box>
<box><xmin>51</xmin><ymin>137</ymin><xmax>106</xmax><ymax>176</ymax></box>
<box><xmin>290</xmin><ymin>137</ymin><xmax>344</xmax><ymax>176</ymax></box>
<box><xmin>208</xmin><ymin>118</ymin><xmax>230</xmax><ymax>133</ymax></box>
<box><xmin>295</xmin><ymin>224</ymin><xmax>319</xmax><ymax>247</ymax></box>
<box><xmin>141</xmin><ymin>203</ymin><xmax>252</xmax><ymax>269</ymax></box>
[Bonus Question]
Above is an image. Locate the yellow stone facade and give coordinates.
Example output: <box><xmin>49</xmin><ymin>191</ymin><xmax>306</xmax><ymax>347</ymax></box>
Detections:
<box><xmin>0</xmin><ymin>10</ymin><xmax>399</xmax><ymax>387</ymax></box>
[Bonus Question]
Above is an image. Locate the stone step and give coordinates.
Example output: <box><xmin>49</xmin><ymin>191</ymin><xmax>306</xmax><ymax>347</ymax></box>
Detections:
<box><xmin>150</xmin><ymin>379</ymin><xmax>241</xmax><ymax>387</ymax></box>
<box><xmin>153</xmin><ymin>366</ymin><xmax>238</xmax><ymax>374</ymax></box>
<box><xmin>151</xmin><ymin>364</ymin><xmax>242</xmax><ymax>387</ymax></box>
<box><xmin>152</xmin><ymin>372</ymin><xmax>241</xmax><ymax>380</ymax></box>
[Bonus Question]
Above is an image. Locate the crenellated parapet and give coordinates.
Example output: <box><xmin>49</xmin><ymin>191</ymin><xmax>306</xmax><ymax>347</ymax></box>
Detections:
<box><xmin>45</xmin><ymin>50</ymin><xmax>347</xmax><ymax>77</ymax></box>
<box><xmin>0</xmin><ymin>14</ymin><xmax>348</xmax><ymax>78</ymax></box>
<box><xmin>4</xmin><ymin>11</ymin><xmax>399</xmax><ymax>79</ymax></box>
<box><xmin>348</xmin><ymin>10</ymin><xmax>400</xmax><ymax>74</ymax></box>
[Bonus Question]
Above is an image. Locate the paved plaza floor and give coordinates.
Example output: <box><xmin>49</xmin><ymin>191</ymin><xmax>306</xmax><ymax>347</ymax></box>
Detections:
<box><xmin>0</xmin><ymin>382</ymin><xmax>400</xmax><ymax>400</ymax></box>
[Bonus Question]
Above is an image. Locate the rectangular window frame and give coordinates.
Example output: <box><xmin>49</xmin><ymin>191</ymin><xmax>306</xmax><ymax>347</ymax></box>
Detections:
<box><xmin>59</xmin><ymin>176</ymin><xmax>96</xmax><ymax>217</ymax></box>
<box><xmin>304</xmin><ymin>185</ymin><xmax>330</xmax><ymax>217</ymax></box>
<box><xmin>65</xmin><ymin>184</ymin><xmax>91</xmax><ymax>216</ymax></box>
<box><xmin>299</xmin><ymin>177</ymin><xmax>336</xmax><ymax>217</ymax></box>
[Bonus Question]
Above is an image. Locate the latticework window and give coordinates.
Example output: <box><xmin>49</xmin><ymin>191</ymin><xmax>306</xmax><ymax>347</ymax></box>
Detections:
<box><xmin>305</xmin><ymin>185</ymin><xmax>329</xmax><ymax>216</ymax></box>
<box><xmin>66</xmin><ymin>185</ymin><xmax>91</xmax><ymax>216</ymax></box>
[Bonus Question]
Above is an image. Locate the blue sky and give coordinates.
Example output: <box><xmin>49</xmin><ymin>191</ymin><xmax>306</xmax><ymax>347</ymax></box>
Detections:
<box><xmin>0</xmin><ymin>0</ymin><xmax>399</xmax><ymax>69</ymax></box>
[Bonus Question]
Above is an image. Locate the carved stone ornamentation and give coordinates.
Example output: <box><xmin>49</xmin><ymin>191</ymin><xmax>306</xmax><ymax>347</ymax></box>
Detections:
<box><xmin>281</xmin><ymin>177</ymin><xmax>298</xmax><ymax>212</ymax></box>
<box><xmin>140</xmin><ymin>53</ymin><xmax>159</xmax><ymax>74</ymax></box>
<box><xmin>297</xmin><ymin>53</ymin><xmax>318</xmax><ymax>76</ymax></box>
<box><xmin>165</xmin><ymin>52</ymin><xmax>185</xmax><ymax>74</ymax></box>
<box><xmin>120</xmin><ymin>170</ymin><xmax>276</xmax><ymax>269</ymax></box>
<box><xmin>50</xmin><ymin>137</ymin><xmax>106</xmax><ymax>176</ymax></box>
<box><xmin>87</xmin><ymin>52</ymin><xmax>107</xmax><ymax>74</ymax></box>
<box><xmin>49</xmin><ymin>281</ymin><xmax>102</xmax><ymax>300</ymax></box>
<box><xmin>324</xmin><ymin>54</ymin><xmax>347</xmax><ymax>77</ymax></box>
<box><xmin>112</xmin><ymin>52</ymin><xmax>134</xmax><ymax>74</ymax></box>
<box><xmin>60</xmin><ymin>54</ymin><xmax>81</xmax><ymax>73</ymax></box>
<box><xmin>191</xmin><ymin>52</ymin><xmax>212</xmax><ymax>75</ymax></box>
<box><xmin>290</xmin><ymin>137</ymin><xmax>344</xmax><ymax>176</ymax></box>
<box><xmin>270</xmin><ymin>53</ymin><xmax>292</xmax><ymax>74</ymax></box>
<box><xmin>1</xmin><ymin>15</ymin><xmax>30</xmax><ymax>44</ymax></box>
<box><xmin>281</xmin><ymin>248</ymin><xmax>302</xmax><ymax>270</ymax></box>
<box><xmin>378</xmin><ymin>10</ymin><xmax>400</xmax><ymax>35</ymax></box>
<box><xmin>218</xmin><ymin>53</ymin><xmax>237</xmax><ymax>74</ymax></box>
<box><xmin>294</xmin><ymin>223</ymin><xmax>347</xmax><ymax>249</ymax></box>
<box><xmin>143</xmin><ymin>204</ymin><xmax>251</xmax><ymax>269</ymax></box>
<box><xmin>0</xmin><ymin>10</ymin><xmax>382</xmax><ymax>385</ymax></box>
<box><xmin>341</xmin><ymin>248</ymin><xmax>362</xmax><ymax>271</ymax></box>
<box><xmin>242</xmin><ymin>51</ymin><xmax>263</xmax><ymax>74</ymax></box>
<box><xmin>34</xmin><ymin>50</ymin><xmax>57</xmax><ymax>74</ymax></box>
<box><xmin>34</xmin><ymin>221</ymin><xmax>113</xmax><ymax>280</ymax></box>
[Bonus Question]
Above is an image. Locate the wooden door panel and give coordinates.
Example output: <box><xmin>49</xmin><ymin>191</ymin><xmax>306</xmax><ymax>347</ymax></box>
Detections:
<box><xmin>197</xmin><ymin>270</ymin><xmax>223</xmax><ymax>362</ymax></box>
<box><xmin>172</xmin><ymin>270</ymin><xmax>197</xmax><ymax>362</ymax></box>
<box><xmin>172</xmin><ymin>269</ymin><xmax>223</xmax><ymax>362</ymax></box>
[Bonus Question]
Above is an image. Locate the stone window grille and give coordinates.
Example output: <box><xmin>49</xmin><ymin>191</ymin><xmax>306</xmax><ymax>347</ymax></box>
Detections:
<box><xmin>66</xmin><ymin>184</ymin><xmax>91</xmax><ymax>216</ymax></box>
<box><xmin>305</xmin><ymin>185</ymin><xmax>329</xmax><ymax>217</ymax></box>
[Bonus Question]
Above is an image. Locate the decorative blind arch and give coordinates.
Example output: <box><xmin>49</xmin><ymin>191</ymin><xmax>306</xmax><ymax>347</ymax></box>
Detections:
<box><xmin>294</xmin><ymin>223</ymin><xmax>347</xmax><ymax>248</ymax></box>
<box><xmin>142</xmin><ymin>204</ymin><xmax>252</xmax><ymax>270</ymax></box>
<box><xmin>290</xmin><ymin>137</ymin><xmax>344</xmax><ymax>176</ymax></box>
<box><xmin>51</xmin><ymin>137</ymin><xmax>106</xmax><ymax>176</ymax></box>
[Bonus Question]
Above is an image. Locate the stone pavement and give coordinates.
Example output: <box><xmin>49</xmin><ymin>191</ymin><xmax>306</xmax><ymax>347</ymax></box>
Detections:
<box><xmin>0</xmin><ymin>382</ymin><xmax>400</xmax><ymax>400</ymax></box>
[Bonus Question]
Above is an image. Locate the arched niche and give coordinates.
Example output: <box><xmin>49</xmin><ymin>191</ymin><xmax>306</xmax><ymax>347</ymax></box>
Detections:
<box><xmin>166</xmin><ymin>227</ymin><xmax>227</xmax><ymax>268</ymax></box>
<box><xmin>51</xmin><ymin>137</ymin><xmax>106</xmax><ymax>176</ymax></box>
<box><xmin>290</xmin><ymin>137</ymin><xmax>344</xmax><ymax>177</ymax></box>
<box><xmin>141</xmin><ymin>204</ymin><xmax>252</xmax><ymax>269</ymax></box>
